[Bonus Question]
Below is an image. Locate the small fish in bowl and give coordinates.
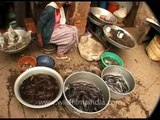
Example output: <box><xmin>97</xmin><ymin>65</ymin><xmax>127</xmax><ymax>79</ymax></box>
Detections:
<box><xmin>103</xmin><ymin>57</ymin><xmax>119</xmax><ymax>65</ymax></box>
<box><xmin>21</xmin><ymin>62</ymin><xmax>33</xmax><ymax>71</ymax></box>
<box><xmin>18</xmin><ymin>56</ymin><xmax>37</xmax><ymax>72</ymax></box>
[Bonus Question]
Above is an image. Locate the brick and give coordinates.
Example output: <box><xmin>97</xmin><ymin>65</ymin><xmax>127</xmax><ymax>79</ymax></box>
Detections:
<box><xmin>77</xmin><ymin>2</ymin><xmax>91</xmax><ymax>17</ymax></box>
<box><xmin>74</xmin><ymin>16</ymin><xmax>88</xmax><ymax>35</ymax></box>
<box><xmin>65</xmin><ymin>2</ymin><xmax>76</xmax><ymax>19</ymax></box>
<box><xmin>75</xmin><ymin>20</ymin><xmax>87</xmax><ymax>26</ymax></box>
<box><xmin>74</xmin><ymin>23</ymin><xmax>87</xmax><ymax>36</ymax></box>
<box><xmin>74</xmin><ymin>16</ymin><xmax>88</xmax><ymax>23</ymax></box>
<box><xmin>65</xmin><ymin>2</ymin><xmax>91</xmax><ymax>35</ymax></box>
<box><xmin>78</xmin><ymin>28</ymin><xmax>86</xmax><ymax>36</ymax></box>
<box><xmin>24</xmin><ymin>18</ymin><xmax>37</xmax><ymax>33</ymax></box>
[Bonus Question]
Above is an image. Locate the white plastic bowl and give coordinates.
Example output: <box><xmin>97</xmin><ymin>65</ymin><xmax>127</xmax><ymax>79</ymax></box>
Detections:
<box><xmin>14</xmin><ymin>66</ymin><xmax>63</xmax><ymax>108</ymax></box>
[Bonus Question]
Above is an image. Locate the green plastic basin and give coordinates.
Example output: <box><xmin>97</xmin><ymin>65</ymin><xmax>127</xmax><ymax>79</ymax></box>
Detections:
<box><xmin>100</xmin><ymin>52</ymin><xmax>124</xmax><ymax>69</ymax></box>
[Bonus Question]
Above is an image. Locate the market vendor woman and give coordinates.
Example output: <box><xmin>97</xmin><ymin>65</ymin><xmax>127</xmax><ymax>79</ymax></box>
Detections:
<box><xmin>37</xmin><ymin>2</ymin><xmax>78</xmax><ymax>61</ymax></box>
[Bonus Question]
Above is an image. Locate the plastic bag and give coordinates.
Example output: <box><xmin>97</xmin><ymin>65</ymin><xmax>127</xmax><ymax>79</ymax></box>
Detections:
<box><xmin>0</xmin><ymin>33</ymin><xmax>5</xmax><ymax>48</ymax></box>
<box><xmin>113</xmin><ymin>7</ymin><xmax>127</xmax><ymax>18</ymax></box>
<box><xmin>7</xmin><ymin>26</ymin><xmax>19</xmax><ymax>44</ymax></box>
<box><xmin>78</xmin><ymin>36</ymin><xmax>105</xmax><ymax>61</ymax></box>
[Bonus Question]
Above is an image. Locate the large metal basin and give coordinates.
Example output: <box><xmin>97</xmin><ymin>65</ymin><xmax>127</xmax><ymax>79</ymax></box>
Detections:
<box><xmin>101</xmin><ymin>65</ymin><xmax>136</xmax><ymax>99</ymax></box>
<box><xmin>63</xmin><ymin>71</ymin><xmax>110</xmax><ymax>118</ymax></box>
<box><xmin>103</xmin><ymin>25</ymin><xmax>136</xmax><ymax>49</ymax></box>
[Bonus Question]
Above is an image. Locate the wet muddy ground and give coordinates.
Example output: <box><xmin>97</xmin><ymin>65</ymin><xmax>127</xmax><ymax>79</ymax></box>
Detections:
<box><xmin>0</xmin><ymin>27</ymin><xmax>160</xmax><ymax>118</ymax></box>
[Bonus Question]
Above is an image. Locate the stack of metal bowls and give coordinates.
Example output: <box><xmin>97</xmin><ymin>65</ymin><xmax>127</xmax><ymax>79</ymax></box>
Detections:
<box><xmin>88</xmin><ymin>7</ymin><xmax>117</xmax><ymax>26</ymax></box>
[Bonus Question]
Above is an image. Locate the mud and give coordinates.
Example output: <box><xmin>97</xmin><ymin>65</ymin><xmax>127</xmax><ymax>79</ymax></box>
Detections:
<box><xmin>6</xmin><ymin>68</ymin><xmax>21</xmax><ymax>117</ymax></box>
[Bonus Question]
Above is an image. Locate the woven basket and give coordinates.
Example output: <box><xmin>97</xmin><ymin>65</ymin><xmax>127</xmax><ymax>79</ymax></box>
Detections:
<box><xmin>146</xmin><ymin>35</ymin><xmax>160</xmax><ymax>61</ymax></box>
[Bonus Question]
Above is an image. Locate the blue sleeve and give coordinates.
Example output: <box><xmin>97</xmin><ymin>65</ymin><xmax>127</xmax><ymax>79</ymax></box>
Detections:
<box><xmin>37</xmin><ymin>6</ymin><xmax>55</xmax><ymax>33</ymax></box>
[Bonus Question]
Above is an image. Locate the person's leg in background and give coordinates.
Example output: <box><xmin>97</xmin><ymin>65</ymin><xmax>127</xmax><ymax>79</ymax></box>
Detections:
<box><xmin>0</xmin><ymin>2</ymin><xmax>9</xmax><ymax>29</ymax></box>
<box><xmin>14</xmin><ymin>1</ymin><xmax>26</xmax><ymax>28</ymax></box>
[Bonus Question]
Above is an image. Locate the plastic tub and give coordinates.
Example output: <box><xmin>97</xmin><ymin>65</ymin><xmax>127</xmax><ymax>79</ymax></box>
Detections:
<box><xmin>14</xmin><ymin>67</ymin><xmax>63</xmax><ymax>108</ymax></box>
<box><xmin>99</xmin><ymin>1</ymin><xmax>108</xmax><ymax>9</ymax></box>
<box><xmin>107</xmin><ymin>2</ymin><xmax>119</xmax><ymax>13</ymax></box>
<box><xmin>100</xmin><ymin>52</ymin><xmax>124</xmax><ymax>69</ymax></box>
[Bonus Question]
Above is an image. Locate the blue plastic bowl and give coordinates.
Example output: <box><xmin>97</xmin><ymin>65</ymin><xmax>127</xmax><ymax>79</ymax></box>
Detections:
<box><xmin>36</xmin><ymin>55</ymin><xmax>55</xmax><ymax>68</ymax></box>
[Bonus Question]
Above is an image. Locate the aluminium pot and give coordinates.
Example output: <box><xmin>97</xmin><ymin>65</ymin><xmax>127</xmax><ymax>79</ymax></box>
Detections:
<box><xmin>101</xmin><ymin>65</ymin><xmax>136</xmax><ymax>99</ymax></box>
<box><xmin>63</xmin><ymin>71</ymin><xmax>111</xmax><ymax>118</ymax></box>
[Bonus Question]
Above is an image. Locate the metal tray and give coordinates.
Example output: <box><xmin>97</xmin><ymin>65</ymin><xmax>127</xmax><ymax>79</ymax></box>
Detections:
<box><xmin>88</xmin><ymin>14</ymin><xmax>104</xmax><ymax>26</ymax></box>
<box><xmin>90</xmin><ymin>7</ymin><xmax>117</xmax><ymax>25</ymax></box>
<box><xmin>103</xmin><ymin>25</ymin><xmax>136</xmax><ymax>49</ymax></box>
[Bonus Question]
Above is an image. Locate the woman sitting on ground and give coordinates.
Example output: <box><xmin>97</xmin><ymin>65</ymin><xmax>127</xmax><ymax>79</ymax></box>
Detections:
<box><xmin>37</xmin><ymin>1</ymin><xmax>78</xmax><ymax>61</ymax></box>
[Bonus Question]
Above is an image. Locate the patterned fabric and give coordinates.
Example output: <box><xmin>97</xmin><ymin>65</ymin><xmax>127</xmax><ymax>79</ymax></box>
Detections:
<box><xmin>49</xmin><ymin>24</ymin><xmax>78</xmax><ymax>54</ymax></box>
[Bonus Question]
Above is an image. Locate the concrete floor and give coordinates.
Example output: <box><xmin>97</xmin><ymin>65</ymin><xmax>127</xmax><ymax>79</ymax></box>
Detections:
<box><xmin>0</xmin><ymin>27</ymin><xmax>159</xmax><ymax>118</ymax></box>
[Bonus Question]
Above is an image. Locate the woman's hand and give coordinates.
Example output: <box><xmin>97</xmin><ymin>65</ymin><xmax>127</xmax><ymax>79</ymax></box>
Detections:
<box><xmin>37</xmin><ymin>33</ymin><xmax>43</xmax><ymax>47</ymax></box>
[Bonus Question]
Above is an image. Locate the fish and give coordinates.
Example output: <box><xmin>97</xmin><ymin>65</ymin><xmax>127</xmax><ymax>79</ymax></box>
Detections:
<box><xmin>65</xmin><ymin>81</ymin><xmax>106</xmax><ymax>112</ymax></box>
<box><xmin>103</xmin><ymin>74</ymin><xmax>129</xmax><ymax>93</ymax></box>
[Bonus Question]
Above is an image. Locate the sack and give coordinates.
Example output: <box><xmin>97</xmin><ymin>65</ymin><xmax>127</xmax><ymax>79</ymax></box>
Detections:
<box><xmin>78</xmin><ymin>36</ymin><xmax>105</xmax><ymax>61</ymax></box>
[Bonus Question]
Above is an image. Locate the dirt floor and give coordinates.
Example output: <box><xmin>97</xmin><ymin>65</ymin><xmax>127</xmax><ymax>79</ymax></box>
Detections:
<box><xmin>0</xmin><ymin>27</ymin><xmax>159</xmax><ymax>118</ymax></box>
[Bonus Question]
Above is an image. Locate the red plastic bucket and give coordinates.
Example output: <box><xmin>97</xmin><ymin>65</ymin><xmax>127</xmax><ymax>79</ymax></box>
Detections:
<box><xmin>107</xmin><ymin>2</ymin><xmax>119</xmax><ymax>13</ymax></box>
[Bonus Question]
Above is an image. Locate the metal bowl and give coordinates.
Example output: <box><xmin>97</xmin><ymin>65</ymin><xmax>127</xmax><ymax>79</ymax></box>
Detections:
<box><xmin>63</xmin><ymin>71</ymin><xmax>110</xmax><ymax>118</ymax></box>
<box><xmin>101</xmin><ymin>65</ymin><xmax>136</xmax><ymax>99</ymax></box>
<box><xmin>14</xmin><ymin>67</ymin><xmax>63</xmax><ymax>108</ymax></box>
<box><xmin>1</xmin><ymin>29</ymin><xmax>31</xmax><ymax>54</ymax></box>
<box><xmin>88</xmin><ymin>14</ymin><xmax>104</xmax><ymax>26</ymax></box>
<box><xmin>90</xmin><ymin>7</ymin><xmax>117</xmax><ymax>25</ymax></box>
<box><xmin>103</xmin><ymin>25</ymin><xmax>136</xmax><ymax>49</ymax></box>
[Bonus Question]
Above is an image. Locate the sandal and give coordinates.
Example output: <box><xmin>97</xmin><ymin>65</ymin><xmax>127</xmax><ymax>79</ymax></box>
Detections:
<box><xmin>55</xmin><ymin>55</ymin><xmax>71</xmax><ymax>62</ymax></box>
